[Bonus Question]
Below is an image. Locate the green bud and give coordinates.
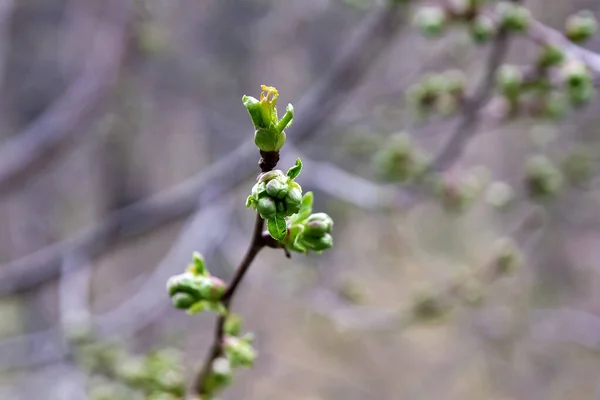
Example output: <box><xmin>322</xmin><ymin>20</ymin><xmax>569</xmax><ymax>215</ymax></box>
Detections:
<box><xmin>223</xmin><ymin>335</ymin><xmax>257</xmax><ymax>368</ymax></box>
<box><xmin>496</xmin><ymin>2</ymin><xmax>531</xmax><ymax>33</ymax></box>
<box><xmin>561</xmin><ymin>59</ymin><xmax>592</xmax><ymax>90</ymax></box>
<box><xmin>374</xmin><ymin>133</ymin><xmax>423</xmax><ymax>182</ymax></box>
<box><xmin>172</xmin><ymin>293</ymin><xmax>197</xmax><ymax>309</ymax></box>
<box><xmin>492</xmin><ymin>237</ymin><xmax>522</xmax><ymax>275</ymax></box>
<box><xmin>565</xmin><ymin>10</ymin><xmax>597</xmax><ymax>43</ymax></box>
<box><xmin>484</xmin><ymin>181</ymin><xmax>514</xmax><ymax>209</ymax></box>
<box><xmin>254</xmin><ymin>127</ymin><xmax>286</xmax><ymax>152</ymax></box>
<box><xmin>299</xmin><ymin>233</ymin><xmax>333</xmax><ymax>252</ymax></box>
<box><xmin>304</xmin><ymin>213</ymin><xmax>334</xmax><ymax>236</ymax></box>
<box><xmin>496</xmin><ymin>65</ymin><xmax>523</xmax><ymax>99</ymax></box>
<box><xmin>470</xmin><ymin>15</ymin><xmax>496</xmax><ymax>44</ymax></box>
<box><xmin>243</xmin><ymin>86</ymin><xmax>292</xmax><ymax>152</ymax></box>
<box><xmin>156</xmin><ymin>370</ymin><xmax>186</xmax><ymax>395</ymax></box>
<box><xmin>224</xmin><ymin>314</ymin><xmax>243</xmax><ymax>336</ymax></box>
<box><xmin>414</xmin><ymin>6</ymin><xmax>447</xmax><ymax>38</ymax></box>
<box><xmin>448</xmin><ymin>0</ymin><xmax>470</xmax><ymax>17</ymax></box>
<box><xmin>197</xmin><ymin>276</ymin><xmax>226</xmax><ymax>301</ymax></box>
<box><xmin>524</xmin><ymin>155</ymin><xmax>563</xmax><ymax>201</ymax></box>
<box><xmin>435</xmin><ymin>93</ymin><xmax>459</xmax><ymax>116</ymax></box>
<box><xmin>166</xmin><ymin>272</ymin><xmax>202</xmax><ymax>299</ymax></box>
<box><xmin>116</xmin><ymin>357</ymin><xmax>148</xmax><ymax>386</ymax></box>
<box><xmin>284</xmin><ymin>187</ymin><xmax>303</xmax><ymax>215</ymax></box>
<box><xmin>207</xmin><ymin>357</ymin><xmax>232</xmax><ymax>391</ymax></box>
<box><xmin>256</xmin><ymin>197</ymin><xmax>277</xmax><ymax>220</ymax></box>
<box><xmin>537</xmin><ymin>45</ymin><xmax>565</xmax><ymax>68</ymax></box>
<box><xmin>540</xmin><ymin>92</ymin><xmax>569</xmax><ymax>120</ymax></box>
<box><xmin>412</xmin><ymin>286</ymin><xmax>448</xmax><ymax>321</ymax></box>
<box><xmin>443</xmin><ymin>70</ymin><xmax>466</xmax><ymax>97</ymax></box>
<box><xmin>257</xmin><ymin>169</ymin><xmax>285</xmax><ymax>183</ymax></box>
<box><xmin>265</xmin><ymin>178</ymin><xmax>289</xmax><ymax>199</ymax></box>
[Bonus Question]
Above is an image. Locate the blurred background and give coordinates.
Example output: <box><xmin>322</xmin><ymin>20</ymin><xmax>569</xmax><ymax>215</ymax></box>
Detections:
<box><xmin>1</xmin><ymin>0</ymin><xmax>600</xmax><ymax>399</ymax></box>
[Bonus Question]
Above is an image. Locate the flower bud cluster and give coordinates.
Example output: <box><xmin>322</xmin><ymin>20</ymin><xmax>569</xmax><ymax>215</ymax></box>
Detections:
<box><xmin>76</xmin><ymin>339</ymin><xmax>185</xmax><ymax>400</ymax></box>
<box><xmin>282</xmin><ymin>192</ymin><xmax>334</xmax><ymax>254</ymax></box>
<box><xmin>242</xmin><ymin>85</ymin><xmax>294</xmax><ymax>152</ymax></box>
<box><xmin>201</xmin><ymin>314</ymin><xmax>257</xmax><ymax>397</ymax></box>
<box><xmin>246</xmin><ymin>158</ymin><xmax>304</xmax><ymax>240</ymax></box>
<box><xmin>166</xmin><ymin>252</ymin><xmax>226</xmax><ymax>314</ymax></box>
<box><xmin>374</xmin><ymin>133</ymin><xmax>430</xmax><ymax>183</ymax></box>
<box><xmin>524</xmin><ymin>155</ymin><xmax>564</xmax><ymax>202</ymax></box>
<box><xmin>430</xmin><ymin>170</ymin><xmax>483</xmax><ymax>214</ymax></box>
<box><xmin>413</xmin><ymin>1</ymin><xmax>531</xmax><ymax>43</ymax></box>
<box><xmin>407</xmin><ymin>70</ymin><xmax>466</xmax><ymax>118</ymax></box>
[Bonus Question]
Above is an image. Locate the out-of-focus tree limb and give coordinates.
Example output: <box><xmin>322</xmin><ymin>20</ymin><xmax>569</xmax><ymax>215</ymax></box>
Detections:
<box><xmin>528</xmin><ymin>18</ymin><xmax>600</xmax><ymax>74</ymax></box>
<box><xmin>0</xmin><ymin>0</ymin><xmax>133</xmax><ymax>196</ymax></box>
<box><xmin>0</xmin><ymin>2</ymin><xmax>411</xmax><ymax>295</ymax></box>
<box><xmin>0</xmin><ymin>202</ymin><xmax>232</xmax><ymax>369</ymax></box>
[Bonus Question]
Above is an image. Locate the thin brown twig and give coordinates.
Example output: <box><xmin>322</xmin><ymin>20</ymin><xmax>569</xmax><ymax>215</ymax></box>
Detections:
<box><xmin>193</xmin><ymin>152</ymin><xmax>278</xmax><ymax>397</ymax></box>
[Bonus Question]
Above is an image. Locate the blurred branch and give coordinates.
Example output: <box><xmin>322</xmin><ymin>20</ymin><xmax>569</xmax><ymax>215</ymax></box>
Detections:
<box><xmin>58</xmin><ymin>252</ymin><xmax>92</xmax><ymax>339</ymax></box>
<box><xmin>428</xmin><ymin>20</ymin><xmax>514</xmax><ymax>173</ymax></box>
<box><xmin>0</xmin><ymin>0</ymin><xmax>133</xmax><ymax>196</ymax></box>
<box><xmin>311</xmin><ymin>208</ymin><xmax>545</xmax><ymax>332</ymax></box>
<box><xmin>0</xmin><ymin>1</ymin><xmax>411</xmax><ymax>295</ymax></box>
<box><xmin>0</xmin><ymin>202</ymin><xmax>232</xmax><ymax>369</ymax></box>
<box><xmin>0</xmin><ymin>0</ymin><xmax>15</xmax><ymax>89</ymax></box>
<box><xmin>528</xmin><ymin>18</ymin><xmax>600</xmax><ymax>75</ymax></box>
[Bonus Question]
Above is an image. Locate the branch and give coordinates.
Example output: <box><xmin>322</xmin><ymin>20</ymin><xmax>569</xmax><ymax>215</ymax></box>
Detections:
<box><xmin>0</xmin><ymin>203</ymin><xmax>232</xmax><ymax>370</ymax></box>
<box><xmin>528</xmin><ymin>18</ymin><xmax>600</xmax><ymax>74</ymax></box>
<box><xmin>193</xmin><ymin>213</ymin><xmax>267</xmax><ymax>396</ymax></box>
<box><xmin>193</xmin><ymin>146</ymin><xmax>280</xmax><ymax>397</ymax></box>
<box><xmin>0</xmin><ymin>1</ymin><xmax>410</xmax><ymax>295</ymax></box>
<box><xmin>0</xmin><ymin>0</ymin><xmax>133</xmax><ymax>196</ymax></box>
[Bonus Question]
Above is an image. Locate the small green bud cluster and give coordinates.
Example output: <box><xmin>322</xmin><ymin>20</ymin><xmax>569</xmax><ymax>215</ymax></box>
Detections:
<box><xmin>77</xmin><ymin>339</ymin><xmax>185</xmax><ymax>400</ymax></box>
<box><xmin>524</xmin><ymin>155</ymin><xmax>564</xmax><ymax>202</ymax></box>
<box><xmin>242</xmin><ymin>85</ymin><xmax>294</xmax><ymax>152</ymax></box>
<box><xmin>430</xmin><ymin>171</ymin><xmax>482</xmax><ymax>214</ymax></box>
<box><xmin>407</xmin><ymin>70</ymin><xmax>466</xmax><ymax>118</ymax></box>
<box><xmin>493</xmin><ymin>56</ymin><xmax>594</xmax><ymax>119</ymax></box>
<box><xmin>484</xmin><ymin>180</ymin><xmax>514</xmax><ymax>210</ymax></box>
<box><xmin>496</xmin><ymin>64</ymin><xmax>524</xmax><ymax>103</ymax></box>
<box><xmin>470</xmin><ymin>14</ymin><xmax>497</xmax><ymax>44</ymax></box>
<box><xmin>374</xmin><ymin>133</ymin><xmax>430</xmax><ymax>183</ymax></box>
<box><xmin>413</xmin><ymin>6</ymin><xmax>447</xmax><ymax>38</ymax></box>
<box><xmin>559</xmin><ymin>59</ymin><xmax>595</xmax><ymax>107</ymax></box>
<box><xmin>496</xmin><ymin>2</ymin><xmax>531</xmax><ymax>33</ymax></box>
<box><xmin>411</xmin><ymin>285</ymin><xmax>449</xmax><ymax>321</ymax></box>
<box><xmin>413</xmin><ymin>1</ymin><xmax>532</xmax><ymax>44</ymax></box>
<box><xmin>246</xmin><ymin>158</ymin><xmax>304</xmax><ymax>241</ymax></box>
<box><xmin>565</xmin><ymin>10</ymin><xmax>597</xmax><ymax>43</ymax></box>
<box><xmin>492</xmin><ymin>237</ymin><xmax>522</xmax><ymax>276</ymax></box>
<box><xmin>166</xmin><ymin>252</ymin><xmax>227</xmax><ymax>314</ymax></box>
<box><xmin>283</xmin><ymin>192</ymin><xmax>334</xmax><ymax>254</ymax></box>
<box><xmin>201</xmin><ymin>314</ymin><xmax>257</xmax><ymax>397</ymax></box>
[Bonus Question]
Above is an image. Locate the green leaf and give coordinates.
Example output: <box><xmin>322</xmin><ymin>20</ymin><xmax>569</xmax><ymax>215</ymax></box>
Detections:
<box><xmin>267</xmin><ymin>215</ymin><xmax>287</xmax><ymax>241</ymax></box>
<box><xmin>286</xmin><ymin>158</ymin><xmax>303</xmax><ymax>179</ymax></box>
<box><xmin>192</xmin><ymin>252</ymin><xmax>208</xmax><ymax>276</ymax></box>
<box><xmin>294</xmin><ymin>191</ymin><xmax>313</xmax><ymax>222</ymax></box>
<box><xmin>224</xmin><ymin>314</ymin><xmax>242</xmax><ymax>336</ymax></box>
<box><xmin>187</xmin><ymin>301</ymin><xmax>227</xmax><ymax>315</ymax></box>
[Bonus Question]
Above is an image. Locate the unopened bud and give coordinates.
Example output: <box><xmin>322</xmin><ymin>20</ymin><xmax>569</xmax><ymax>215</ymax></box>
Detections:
<box><xmin>257</xmin><ymin>197</ymin><xmax>277</xmax><ymax>220</ymax></box>
<box><xmin>414</xmin><ymin>6</ymin><xmax>447</xmax><ymax>38</ymax></box>
<box><xmin>565</xmin><ymin>10</ymin><xmax>597</xmax><ymax>43</ymax></box>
